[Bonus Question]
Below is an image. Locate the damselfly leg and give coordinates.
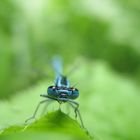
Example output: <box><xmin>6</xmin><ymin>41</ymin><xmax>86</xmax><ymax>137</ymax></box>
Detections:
<box><xmin>25</xmin><ymin>98</ymin><xmax>53</xmax><ymax>123</ymax></box>
<box><xmin>67</xmin><ymin>100</ymin><xmax>84</xmax><ymax>128</ymax></box>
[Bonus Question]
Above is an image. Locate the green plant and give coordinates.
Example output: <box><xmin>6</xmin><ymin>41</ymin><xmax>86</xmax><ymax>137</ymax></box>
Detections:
<box><xmin>1</xmin><ymin>110</ymin><xmax>93</xmax><ymax>140</ymax></box>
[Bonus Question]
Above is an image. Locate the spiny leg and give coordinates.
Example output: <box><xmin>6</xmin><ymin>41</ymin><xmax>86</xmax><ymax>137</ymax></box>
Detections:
<box><xmin>41</xmin><ymin>100</ymin><xmax>54</xmax><ymax>116</ymax></box>
<box><xmin>25</xmin><ymin>98</ymin><xmax>52</xmax><ymax>123</ymax></box>
<box><xmin>68</xmin><ymin>100</ymin><xmax>84</xmax><ymax>128</ymax></box>
<box><xmin>68</xmin><ymin>100</ymin><xmax>79</xmax><ymax>118</ymax></box>
<box><xmin>68</xmin><ymin>101</ymin><xmax>93</xmax><ymax>140</ymax></box>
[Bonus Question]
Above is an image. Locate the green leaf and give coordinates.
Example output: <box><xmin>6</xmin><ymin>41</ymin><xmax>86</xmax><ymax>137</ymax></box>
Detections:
<box><xmin>0</xmin><ymin>110</ymin><xmax>93</xmax><ymax>140</ymax></box>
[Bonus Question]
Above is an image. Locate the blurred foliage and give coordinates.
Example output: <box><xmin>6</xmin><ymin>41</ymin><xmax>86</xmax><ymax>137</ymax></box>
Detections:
<box><xmin>0</xmin><ymin>0</ymin><xmax>140</xmax><ymax>140</ymax></box>
<box><xmin>0</xmin><ymin>0</ymin><xmax>140</xmax><ymax>97</ymax></box>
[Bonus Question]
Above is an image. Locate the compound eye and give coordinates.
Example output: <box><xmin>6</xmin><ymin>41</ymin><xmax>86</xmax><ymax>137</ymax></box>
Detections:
<box><xmin>52</xmin><ymin>86</ymin><xmax>56</xmax><ymax>89</ymax></box>
<box><xmin>47</xmin><ymin>86</ymin><xmax>57</xmax><ymax>96</ymax></box>
<box><xmin>70</xmin><ymin>88</ymin><xmax>79</xmax><ymax>99</ymax></box>
<box><xmin>72</xmin><ymin>88</ymin><xmax>76</xmax><ymax>91</ymax></box>
<box><xmin>48</xmin><ymin>86</ymin><xmax>56</xmax><ymax>90</ymax></box>
<box><xmin>71</xmin><ymin>88</ymin><xmax>78</xmax><ymax>91</ymax></box>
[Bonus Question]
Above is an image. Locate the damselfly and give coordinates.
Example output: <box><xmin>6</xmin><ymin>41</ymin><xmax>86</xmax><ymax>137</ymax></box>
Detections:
<box><xmin>25</xmin><ymin>57</ymin><xmax>84</xmax><ymax>128</ymax></box>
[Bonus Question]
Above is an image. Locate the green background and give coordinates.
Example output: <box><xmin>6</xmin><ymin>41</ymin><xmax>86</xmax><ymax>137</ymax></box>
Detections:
<box><xmin>0</xmin><ymin>0</ymin><xmax>140</xmax><ymax>140</ymax></box>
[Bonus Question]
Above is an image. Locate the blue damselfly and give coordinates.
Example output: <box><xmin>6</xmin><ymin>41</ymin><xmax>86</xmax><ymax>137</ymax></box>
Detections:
<box><xmin>25</xmin><ymin>57</ymin><xmax>84</xmax><ymax>128</ymax></box>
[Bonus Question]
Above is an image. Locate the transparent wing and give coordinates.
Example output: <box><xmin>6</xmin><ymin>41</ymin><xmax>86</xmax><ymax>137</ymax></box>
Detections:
<box><xmin>52</xmin><ymin>56</ymin><xmax>63</xmax><ymax>78</ymax></box>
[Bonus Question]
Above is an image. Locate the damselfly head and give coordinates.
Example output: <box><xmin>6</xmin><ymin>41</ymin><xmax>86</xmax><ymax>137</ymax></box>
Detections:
<box><xmin>47</xmin><ymin>86</ymin><xmax>79</xmax><ymax>100</ymax></box>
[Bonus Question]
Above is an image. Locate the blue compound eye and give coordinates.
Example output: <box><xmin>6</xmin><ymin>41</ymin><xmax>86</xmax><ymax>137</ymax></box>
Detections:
<box><xmin>70</xmin><ymin>88</ymin><xmax>79</xmax><ymax>99</ymax></box>
<box><xmin>47</xmin><ymin>86</ymin><xmax>58</xmax><ymax>97</ymax></box>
